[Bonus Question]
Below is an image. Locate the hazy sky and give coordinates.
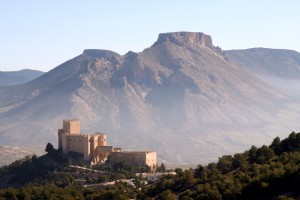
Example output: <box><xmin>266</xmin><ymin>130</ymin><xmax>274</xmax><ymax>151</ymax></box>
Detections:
<box><xmin>1</xmin><ymin>1</ymin><xmax>299</xmax><ymax>72</ymax></box>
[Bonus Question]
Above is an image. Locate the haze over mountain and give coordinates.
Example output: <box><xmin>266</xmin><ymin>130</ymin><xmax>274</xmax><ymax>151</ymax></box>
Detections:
<box><xmin>1</xmin><ymin>32</ymin><xmax>300</xmax><ymax>164</ymax></box>
<box><xmin>0</xmin><ymin>69</ymin><xmax>44</xmax><ymax>86</ymax></box>
<box><xmin>227</xmin><ymin>48</ymin><xmax>300</xmax><ymax>97</ymax></box>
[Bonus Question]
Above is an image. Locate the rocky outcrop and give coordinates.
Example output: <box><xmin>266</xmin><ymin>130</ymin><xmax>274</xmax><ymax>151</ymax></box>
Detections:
<box><xmin>153</xmin><ymin>32</ymin><xmax>229</xmax><ymax>61</ymax></box>
<box><xmin>154</xmin><ymin>32</ymin><xmax>213</xmax><ymax>48</ymax></box>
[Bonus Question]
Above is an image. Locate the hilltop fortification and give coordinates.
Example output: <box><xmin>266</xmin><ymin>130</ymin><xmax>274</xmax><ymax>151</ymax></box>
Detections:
<box><xmin>58</xmin><ymin>119</ymin><xmax>156</xmax><ymax>169</ymax></box>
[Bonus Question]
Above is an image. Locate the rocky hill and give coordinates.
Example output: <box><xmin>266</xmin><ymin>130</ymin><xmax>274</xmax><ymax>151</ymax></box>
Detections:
<box><xmin>0</xmin><ymin>32</ymin><xmax>300</xmax><ymax>164</ymax></box>
<box><xmin>0</xmin><ymin>69</ymin><xmax>44</xmax><ymax>86</ymax></box>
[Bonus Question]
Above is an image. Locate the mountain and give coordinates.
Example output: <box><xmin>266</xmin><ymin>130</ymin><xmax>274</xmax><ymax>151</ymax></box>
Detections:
<box><xmin>227</xmin><ymin>48</ymin><xmax>300</xmax><ymax>97</ymax></box>
<box><xmin>1</xmin><ymin>32</ymin><xmax>300</xmax><ymax>164</ymax></box>
<box><xmin>0</xmin><ymin>145</ymin><xmax>43</xmax><ymax>167</ymax></box>
<box><xmin>0</xmin><ymin>69</ymin><xmax>45</xmax><ymax>86</ymax></box>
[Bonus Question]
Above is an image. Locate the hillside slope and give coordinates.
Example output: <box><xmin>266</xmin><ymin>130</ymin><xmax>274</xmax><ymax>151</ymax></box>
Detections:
<box><xmin>0</xmin><ymin>69</ymin><xmax>44</xmax><ymax>86</ymax></box>
<box><xmin>227</xmin><ymin>48</ymin><xmax>300</xmax><ymax>97</ymax></box>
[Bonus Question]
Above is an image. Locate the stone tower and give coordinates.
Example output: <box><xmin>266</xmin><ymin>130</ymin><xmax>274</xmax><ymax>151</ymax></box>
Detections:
<box><xmin>63</xmin><ymin>119</ymin><xmax>80</xmax><ymax>134</ymax></box>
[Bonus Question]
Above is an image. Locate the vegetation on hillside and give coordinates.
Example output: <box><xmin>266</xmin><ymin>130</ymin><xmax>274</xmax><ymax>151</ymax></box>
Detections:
<box><xmin>0</xmin><ymin>132</ymin><xmax>300</xmax><ymax>199</ymax></box>
<box><xmin>145</xmin><ymin>132</ymin><xmax>300</xmax><ymax>199</ymax></box>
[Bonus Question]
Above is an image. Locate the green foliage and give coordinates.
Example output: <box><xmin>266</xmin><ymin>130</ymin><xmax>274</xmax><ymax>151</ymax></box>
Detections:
<box><xmin>157</xmin><ymin>189</ymin><xmax>177</xmax><ymax>200</ymax></box>
<box><xmin>255</xmin><ymin>145</ymin><xmax>275</xmax><ymax>164</ymax></box>
<box><xmin>217</xmin><ymin>155</ymin><xmax>233</xmax><ymax>173</ymax></box>
<box><xmin>157</xmin><ymin>163</ymin><xmax>167</xmax><ymax>172</ymax></box>
<box><xmin>270</xmin><ymin>136</ymin><xmax>281</xmax><ymax>154</ymax></box>
<box><xmin>144</xmin><ymin>132</ymin><xmax>300</xmax><ymax>199</ymax></box>
<box><xmin>1</xmin><ymin>132</ymin><xmax>300</xmax><ymax>199</ymax></box>
<box><xmin>0</xmin><ymin>143</ymin><xmax>70</xmax><ymax>187</ymax></box>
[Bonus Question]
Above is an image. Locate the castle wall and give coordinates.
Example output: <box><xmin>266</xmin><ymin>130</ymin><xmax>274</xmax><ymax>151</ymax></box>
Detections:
<box><xmin>58</xmin><ymin>129</ymin><xmax>64</xmax><ymax>149</ymax></box>
<box><xmin>97</xmin><ymin>133</ymin><xmax>106</xmax><ymax>146</ymax></box>
<box><xmin>145</xmin><ymin>151</ymin><xmax>157</xmax><ymax>169</ymax></box>
<box><xmin>65</xmin><ymin>134</ymin><xmax>86</xmax><ymax>155</ymax></box>
<box><xmin>58</xmin><ymin>119</ymin><xmax>156</xmax><ymax>169</ymax></box>
<box><xmin>94</xmin><ymin>146</ymin><xmax>113</xmax><ymax>163</ymax></box>
<box><xmin>83</xmin><ymin>135</ymin><xmax>90</xmax><ymax>160</ymax></box>
<box><xmin>89</xmin><ymin>133</ymin><xmax>106</xmax><ymax>159</ymax></box>
<box><xmin>58</xmin><ymin>131</ymin><xmax>107</xmax><ymax>161</ymax></box>
<box><xmin>61</xmin><ymin>133</ymin><xmax>68</xmax><ymax>153</ymax></box>
<box><xmin>110</xmin><ymin>151</ymin><xmax>157</xmax><ymax>169</ymax></box>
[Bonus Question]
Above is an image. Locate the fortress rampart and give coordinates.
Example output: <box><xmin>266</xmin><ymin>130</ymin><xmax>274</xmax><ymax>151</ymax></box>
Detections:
<box><xmin>58</xmin><ymin>119</ymin><xmax>156</xmax><ymax>169</ymax></box>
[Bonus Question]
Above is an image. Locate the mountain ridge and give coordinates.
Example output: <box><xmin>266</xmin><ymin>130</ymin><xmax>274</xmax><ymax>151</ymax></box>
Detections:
<box><xmin>227</xmin><ymin>47</ymin><xmax>300</xmax><ymax>97</ymax></box>
<box><xmin>0</xmin><ymin>69</ymin><xmax>44</xmax><ymax>86</ymax></box>
<box><xmin>227</xmin><ymin>47</ymin><xmax>300</xmax><ymax>79</ymax></box>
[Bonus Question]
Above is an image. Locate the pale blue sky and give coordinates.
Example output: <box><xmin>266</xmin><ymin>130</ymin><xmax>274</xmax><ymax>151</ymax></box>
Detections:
<box><xmin>1</xmin><ymin>1</ymin><xmax>299</xmax><ymax>72</ymax></box>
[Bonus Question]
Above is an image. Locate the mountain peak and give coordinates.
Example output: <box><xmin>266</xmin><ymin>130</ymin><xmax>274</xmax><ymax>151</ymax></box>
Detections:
<box><xmin>82</xmin><ymin>49</ymin><xmax>120</xmax><ymax>59</ymax></box>
<box><xmin>154</xmin><ymin>32</ymin><xmax>213</xmax><ymax>48</ymax></box>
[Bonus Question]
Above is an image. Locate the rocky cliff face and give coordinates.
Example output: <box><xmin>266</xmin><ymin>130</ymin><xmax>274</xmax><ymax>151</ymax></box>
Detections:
<box><xmin>154</xmin><ymin>32</ymin><xmax>213</xmax><ymax>48</ymax></box>
<box><xmin>1</xmin><ymin>32</ymin><xmax>300</xmax><ymax>164</ymax></box>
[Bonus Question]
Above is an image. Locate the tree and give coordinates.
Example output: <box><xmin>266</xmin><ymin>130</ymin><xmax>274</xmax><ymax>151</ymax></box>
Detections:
<box><xmin>217</xmin><ymin>155</ymin><xmax>233</xmax><ymax>173</ymax></box>
<box><xmin>232</xmin><ymin>153</ymin><xmax>248</xmax><ymax>170</ymax></box>
<box><xmin>256</xmin><ymin>145</ymin><xmax>275</xmax><ymax>164</ymax></box>
<box><xmin>195</xmin><ymin>164</ymin><xmax>207</xmax><ymax>181</ymax></box>
<box><xmin>157</xmin><ymin>189</ymin><xmax>177</xmax><ymax>200</ymax></box>
<box><xmin>247</xmin><ymin>145</ymin><xmax>258</xmax><ymax>163</ymax></box>
<box><xmin>3</xmin><ymin>188</ymin><xmax>18</xmax><ymax>200</ymax></box>
<box><xmin>45</xmin><ymin>143</ymin><xmax>55</xmax><ymax>154</ymax></box>
<box><xmin>270</xmin><ymin>136</ymin><xmax>281</xmax><ymax>155</ymax></box>
<box><xmin>157</xmin><ymin>163</ymin><xmax>167</xmax><ymax>172</ymax></box>
<box><xmin>183</xmin><ymin>170</ymin><xmax>196</xmax><ymax>186</ymax></box>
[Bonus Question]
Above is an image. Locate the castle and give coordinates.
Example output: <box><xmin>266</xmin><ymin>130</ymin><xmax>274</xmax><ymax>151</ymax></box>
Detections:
<box><xmin>58</xmin><ymin>119</ymin><xmax>157</xmax><ymax>169</ymax></box>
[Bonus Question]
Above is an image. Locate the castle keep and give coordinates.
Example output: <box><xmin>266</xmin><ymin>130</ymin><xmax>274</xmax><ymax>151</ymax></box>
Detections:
<box><xmin>58</xmin><ymin>119</ymin><xmax>156</xmax><ymax>169</ymax></box>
